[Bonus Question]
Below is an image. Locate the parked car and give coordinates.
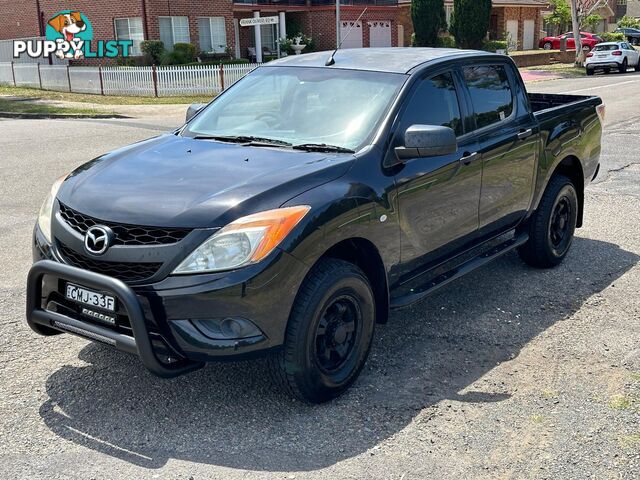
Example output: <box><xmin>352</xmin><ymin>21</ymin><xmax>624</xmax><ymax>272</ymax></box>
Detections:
<box><xmin>539</xmin><ymin>31</ymin><xmax>602</xmax><ymax>51</ymax></box>
<box><xmin>585</xmin><ymin>41</ymin><xmax>640</xmax><ymax>75</ymax></box>
<box><xmin>26</xmin><ymin>48</ymin><xmax>604</xmax><ymax>403</ymax></box>
<box><xmin>615</xmin><ymin>27</ymin><xmax>640</xmax><ymax>46</ymax></box>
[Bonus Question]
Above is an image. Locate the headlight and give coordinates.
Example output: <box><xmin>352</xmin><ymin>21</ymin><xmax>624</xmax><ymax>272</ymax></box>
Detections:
<box><xmin>37</xmin><ymin>174</ymin><xmax>67</xmax><ymax>243</ymax></box>
<box><xmin>173</xmin><ymin>205</ymin><xmax>311</xmax><ymax>274</ymax></box>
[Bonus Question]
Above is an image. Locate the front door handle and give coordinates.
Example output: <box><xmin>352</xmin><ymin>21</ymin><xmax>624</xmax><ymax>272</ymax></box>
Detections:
<box><xmin>517</xmin><ymin>128</ymin><xmax>534</xmax><ymax>140</ymax></box>
<box><xmin>460</xmin><ymin>152</ymin><xmax>479</xmax><ymax>166</ymax></box>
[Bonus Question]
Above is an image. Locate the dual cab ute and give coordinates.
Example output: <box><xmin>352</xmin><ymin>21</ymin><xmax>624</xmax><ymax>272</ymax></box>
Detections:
<box><xmin>27</xmin><ymin>48</ymin><xmax>604</xmax><ymax>403</ymax></box>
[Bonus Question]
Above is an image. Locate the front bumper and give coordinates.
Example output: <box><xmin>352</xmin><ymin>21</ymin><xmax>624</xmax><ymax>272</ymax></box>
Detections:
<box><xmin>27</xmin><ymin>230</ymin><xmax>309</xmax><ymax>377</ymax></box>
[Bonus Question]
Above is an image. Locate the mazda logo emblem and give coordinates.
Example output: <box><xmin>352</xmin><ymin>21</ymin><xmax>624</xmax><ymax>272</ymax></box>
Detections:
<box><xmin>84</xmin><ymin>225</ymin><xmax>113</xmax><ymax>255</ymax></box>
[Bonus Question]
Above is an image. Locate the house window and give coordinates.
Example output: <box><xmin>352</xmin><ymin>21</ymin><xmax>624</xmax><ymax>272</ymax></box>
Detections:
<box><xmin>198</xmin><ymin>17</ymin><xmax>227</xmax><ymax>53</ymax></box>
<box><xmin>114</xmin><ymin>18</ymin><xmax>144</xmax><ymax>56</ymax></box>
<box><xmin>159</xmin><ymin>16</ymin><xmax>190</xmax><ymax>49</ymax></box>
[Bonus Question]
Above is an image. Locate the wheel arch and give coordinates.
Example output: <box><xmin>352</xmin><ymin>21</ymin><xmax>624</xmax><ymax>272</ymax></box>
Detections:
<box><xmin>551</xmin><ymin>155</ymin><xmax>585</xmax><ymax>227</ymax></box>
<box><xmin>318</xmin><ymin>237</ymin><xmax>390</xmax><ymax>325</ymax></box>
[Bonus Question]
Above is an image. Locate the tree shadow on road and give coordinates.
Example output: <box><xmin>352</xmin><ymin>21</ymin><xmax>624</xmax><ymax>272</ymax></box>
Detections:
<box><xmin>38</xmin><ymin>237</ymin><xmax>639</xmax><ymax>471</ymax></box>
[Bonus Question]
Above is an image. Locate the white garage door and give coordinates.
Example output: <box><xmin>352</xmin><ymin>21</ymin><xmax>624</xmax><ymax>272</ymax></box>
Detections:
<box><xmin>506</xmin><ymin>19</ymin><xmax>519</xmax><ymax>50</ymax></box>
<box><xmin>340</xmin><ymin>21</ymin><xmax>363</xmax><ymax>49</ymax></box>
<box><xmin>523</xmin><ymin>20</ymin><xmax>535</xmax><ymax>50</ymax></box>
<box><xmin>369</xmin><ymin>21</ymin><xmax>391</xmax><ymax>48</ymax></box>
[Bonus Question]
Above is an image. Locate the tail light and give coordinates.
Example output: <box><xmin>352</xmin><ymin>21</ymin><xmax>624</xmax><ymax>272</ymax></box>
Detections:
<box><xmin>612</xmin><ymin>50</ymin><xmax>622</xmax><ymax>56</ymax></box>
<box><xmin>596</xmin><ymin>104</ymin><xmax>606</xmax><ymax>124</ymax></box>
<box><xmin>586</xmin><ymin>52</ymin><xmax>594</xmax><ymax>57</ymax></box>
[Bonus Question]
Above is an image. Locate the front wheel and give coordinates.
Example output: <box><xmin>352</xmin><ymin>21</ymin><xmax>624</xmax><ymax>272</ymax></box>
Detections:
<box><xmin>518</xmin><ymin>174</ymin><xmax>578</xmax><ymax>269</ymax></box>
<box><xmin>269</xmin><ymin>258</ymin><xmax>376</xmax><ymax>403</ymax></box>
<box><xmin>543</xmin><ymin>42</ymin><xmax>553</xmax><ymax>50</ymax></box>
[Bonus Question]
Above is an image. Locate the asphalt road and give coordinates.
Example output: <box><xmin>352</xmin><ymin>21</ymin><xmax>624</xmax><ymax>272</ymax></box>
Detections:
<box><xmin>1</xmin><ymin>73</ymin><xmax>639</xmax><ymax>480</ymax></box>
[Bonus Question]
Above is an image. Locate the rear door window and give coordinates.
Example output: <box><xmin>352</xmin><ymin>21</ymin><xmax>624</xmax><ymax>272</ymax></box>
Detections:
<box><xmin>462</xmin><ymin>65</ymin><xmax>514</xmax><ymax>131</ymax></box>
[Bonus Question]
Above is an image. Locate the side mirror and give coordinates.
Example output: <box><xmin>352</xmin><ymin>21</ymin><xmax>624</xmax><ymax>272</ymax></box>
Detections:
<box><xmin>186</xmin><ymin>103</ymin><xmax>206</xmax><ymax>123</ymax></box>
<box><xmin>394</xmin><ymin>124</ymin><xmax>457</xmax><ymax>162</ymax></box>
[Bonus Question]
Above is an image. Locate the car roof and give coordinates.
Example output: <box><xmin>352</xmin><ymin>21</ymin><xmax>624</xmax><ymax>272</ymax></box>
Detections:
<box><xmin>597</xmin><ymin>42</ymin><xmax>623</xmax><ymax>45</ymax></box>
<box><xmin>266</xmin><ymin>47</ymin><xmax>491</xmax><ymax>74</ymax></box>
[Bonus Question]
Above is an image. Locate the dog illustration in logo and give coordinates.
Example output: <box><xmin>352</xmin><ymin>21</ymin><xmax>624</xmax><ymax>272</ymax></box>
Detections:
<box><xmin>48</xmin><ymin>12</ymin><xmax>86</xmax><ymax>59</ymax></box>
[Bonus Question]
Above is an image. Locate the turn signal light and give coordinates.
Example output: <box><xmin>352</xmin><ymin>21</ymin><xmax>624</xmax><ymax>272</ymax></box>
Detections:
<box><xmin>612</xmin><ymin>50</ymin><xmax>622</xmax><ymax>56</ymax></box>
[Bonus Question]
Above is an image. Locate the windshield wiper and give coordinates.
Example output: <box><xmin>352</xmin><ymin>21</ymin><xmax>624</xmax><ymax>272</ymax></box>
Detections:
<box><xmin>192</xmin><ymin>135</ymin><xmax>292</xmax><ymax>147</ymax></box>
<box><xmin>292</xmin><ymin>143</ymin><xmax>355</xmax><ymax>153</ymax></box>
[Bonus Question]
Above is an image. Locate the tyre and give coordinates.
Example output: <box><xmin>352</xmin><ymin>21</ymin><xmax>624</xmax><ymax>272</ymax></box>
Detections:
<box><xmin>632</xmin><ymin>38</ymin><xmax>638</xmax><ymax>46</ymax></box>
<box><xmin>518</xmin><ymin>174</ymin><xmax>578</xmax><ymax>269</ymax></box>
<box><xmin>269</xmin><ymin>258</ymin><xmax>376</xmax><ymax>403</ymax></box>
<box><xmin>635</xmin><ymin>60</ymin><xmax>640</xmax><ymax>72</ymax></box>
<box><xmin>619</xmin><ymin>58</ymin><xmax>628</xmax><ymax>73</ymax></box>
<box><xmin>586</xmin><ymin>67</ymin><xmax>594</xmax><ymax>76</ymax></box>
<box><xmin>543</xmin><ymin>42</ymin><xmax>552</xmax><ymax>50</ymax></box>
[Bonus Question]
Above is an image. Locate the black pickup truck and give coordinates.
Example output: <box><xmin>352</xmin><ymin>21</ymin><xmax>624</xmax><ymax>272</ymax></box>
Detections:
<box><xmin>27</xmin><ymin>48</ymin><xmax>604</xmax><ymax>403</ymax></box>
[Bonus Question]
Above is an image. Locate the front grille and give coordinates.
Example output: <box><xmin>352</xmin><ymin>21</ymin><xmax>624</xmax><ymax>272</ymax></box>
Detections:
<box><xmin>58</xmin><ymin>202</ymin><xmax>191</xmax><ymax>246</ymax></box>
<box><xmin>57</xmin><ymin>242</ymin><xmax>162</xmax><ymax>283</ymax></box>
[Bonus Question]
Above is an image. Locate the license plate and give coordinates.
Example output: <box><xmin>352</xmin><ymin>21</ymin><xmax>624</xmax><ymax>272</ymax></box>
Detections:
<box><xmin>596</xmin><ymin>54</ymin><xmax>607</xmax><ymax>58</ymax></box>
<box><xmin>66</xmin><ymin>283</ymin><xmax>116</xmax><ymax>312</ymax></box>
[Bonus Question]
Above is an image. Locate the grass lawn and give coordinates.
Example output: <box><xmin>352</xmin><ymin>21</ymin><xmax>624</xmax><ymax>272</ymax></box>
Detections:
<box><xmin>0</xmin><ymin>97</ymin><xmax>112</xmax><ymax>115</ymax></box>
<box><xmin>0</xmin><ymin>85</ymin><xmax>213</xmax><ymax>105</ymax></box>
<box><xmin>522</xmin><ymin>63</ymin><xmax>587</xmax><ymax>78</ymax></box>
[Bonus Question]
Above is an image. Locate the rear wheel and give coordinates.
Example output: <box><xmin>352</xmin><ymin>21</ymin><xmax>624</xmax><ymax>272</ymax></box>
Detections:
<box><xmin>619</xmin><ymin>58</ymin><xmax>628</xmax><ymax>73</ymax></box>
<box><xmin>518</xmin><ymin>174</ymin><xmax>578</xmax><ymax>269</ymax></box>
<box><xmin>269</xmin><ymin>258</ymin><xmax>376</xmax><ymax>403</ymax></box>
<box><xmin>586</xmin><ymin>67</ymin><xmax>594</xmax><ymax>76</ymax></box>
<box><xmin>632</xmin><ymin>38</ymin><xmax>639</xmax><ymax>46</ymax></box>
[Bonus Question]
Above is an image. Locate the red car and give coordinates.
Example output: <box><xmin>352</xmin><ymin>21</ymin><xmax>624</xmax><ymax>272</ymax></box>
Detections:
<box><xmin>539</xmin><ymin>32</ymin><xmax>603</xmax><ymax>51</ymax></box>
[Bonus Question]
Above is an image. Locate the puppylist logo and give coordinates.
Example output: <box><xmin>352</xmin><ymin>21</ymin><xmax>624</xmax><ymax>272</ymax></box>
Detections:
<box><xmin>14</xmin><ymin>10</ymin><xmax>133</xmax><ymax>60</ymax></box>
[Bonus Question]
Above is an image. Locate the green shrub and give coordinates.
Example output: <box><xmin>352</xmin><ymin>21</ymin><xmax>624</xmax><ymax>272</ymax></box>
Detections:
<box><xmin>450</xmin><ymin>0</ymin><xmax>492</xmax><ymax>49</ymax></box>
<box><xmin>618</xmin><ymin>15</ymin><xmax>640</xmax><ymax>29</ymax></box>
<box><xmin>173</xmin><ymin>43</ymin><xmax>197</xmax><ymax>62</ymax></box>
<box><xmin>140</xmin><ymin>40</ymin><xmax>165</xmax><ymax>64</ymax></box>
<box><xmin>483</xmin><ymin>40</ymin><xmax>508</xmax><ymax>52</ymax></box>
<box><xmin>437</xmin><ymin>35</ymin><xmax>457</xmax><ymax>48</ymax></box>
<box><xmin>601</xmin><ymin>32</ymin><xmax>625</xmax><ymax>42</ymax></box>
<box><xmin>412</xmin><ymin>0</ymin><xmax>446</xmax><ymax>46</ymax></box>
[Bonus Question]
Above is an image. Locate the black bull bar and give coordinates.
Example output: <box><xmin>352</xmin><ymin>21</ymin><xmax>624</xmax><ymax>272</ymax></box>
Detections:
<box><xmin>26</xmin><ymin>260</ymin><xmax>203</xmax><ymax>377</ymax></box>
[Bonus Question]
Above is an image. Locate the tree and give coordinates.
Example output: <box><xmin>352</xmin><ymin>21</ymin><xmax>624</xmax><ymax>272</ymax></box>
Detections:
<box><xmin>618</xmin><ymin>15</ymin><xmax>640</xmax><ymax>29</ymax></box>
<box><xmin>450</xmin><ymin>0</ymin><xmax>492</xmax><ymax>50</ymax></box>
<box><xmin>547</xmin><ymin>0</ymin><xmax>572</xmax><ymax>35</ymax></box>
<box><xmin>569</xmin><ymin>0</ymin><xmax>584</xmax><ymax>65</ymax></box>
<box><xmin>411</xmin><ymin>0</ymin><xmax>446</xmax><ymax>47</ymax></box>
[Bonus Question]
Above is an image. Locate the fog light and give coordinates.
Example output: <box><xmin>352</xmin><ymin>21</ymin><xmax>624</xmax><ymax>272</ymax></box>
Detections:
<box><xmin>192</xmin><ymin>317</ymin><xmax>263</xmax><ymax>340</ymax></box>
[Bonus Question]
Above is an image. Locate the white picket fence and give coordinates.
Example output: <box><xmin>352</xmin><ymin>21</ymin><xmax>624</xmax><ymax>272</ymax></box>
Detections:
<box><xmin>0</xmin><ymin>62</ymin><xmax>260</xmax><ymax>96</ymax></box>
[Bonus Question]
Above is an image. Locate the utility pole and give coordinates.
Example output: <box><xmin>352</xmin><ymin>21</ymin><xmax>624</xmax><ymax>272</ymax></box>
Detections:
<box><xmin>570</xmin><ymin>0</ymin><xmax>584</xmax><ymax>65</ymax></box>
<box><xmin>336</xmin><ymin>0</ymin><xmax>341</xmax><ymax>48</ymax></box>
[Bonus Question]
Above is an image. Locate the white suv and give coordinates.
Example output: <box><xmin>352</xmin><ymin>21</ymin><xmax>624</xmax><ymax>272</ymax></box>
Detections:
<box><xmin>585</xmin><ymin>41</ymin><xmax>640</xmax><ymax>75</ymax></box>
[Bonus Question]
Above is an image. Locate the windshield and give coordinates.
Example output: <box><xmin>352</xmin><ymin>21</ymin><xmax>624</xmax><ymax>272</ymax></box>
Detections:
<box><xmin>183</xmin><ymin>66</ymin><xmax>406</xmax><ymax>151</ymax></box>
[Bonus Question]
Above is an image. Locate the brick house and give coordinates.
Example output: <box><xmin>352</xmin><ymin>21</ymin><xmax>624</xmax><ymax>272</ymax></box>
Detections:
<box><xmin>398</xmin><ymin>0</ymin><xmax>548</xmax><ymax>50</ymax></box>
<box><xmin>4</xmin><ymin>0</ymin><xmax>404</xmax><ymax>64</ymax></box>
<box><xmin>629</xmin><ymin>0</ymin><xmax>640</xmax><ymax>18</ymax></box>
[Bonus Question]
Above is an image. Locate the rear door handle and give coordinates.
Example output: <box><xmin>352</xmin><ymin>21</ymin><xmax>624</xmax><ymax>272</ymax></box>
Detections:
<box><xmin>460</xmin><ymin>152</ymin><xmax>479</xmax><ymax>166</ymax></box>
<box><xmin>517</xmin><ymin>128</ymin><xmax>534</xmax><ymax>140</ymax></box>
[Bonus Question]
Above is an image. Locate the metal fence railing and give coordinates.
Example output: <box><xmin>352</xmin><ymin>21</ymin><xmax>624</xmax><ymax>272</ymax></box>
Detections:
<box><xmin>0</xmin><ymin>62</ymin><xmax>260</xmax><ymax>97</ymax></box>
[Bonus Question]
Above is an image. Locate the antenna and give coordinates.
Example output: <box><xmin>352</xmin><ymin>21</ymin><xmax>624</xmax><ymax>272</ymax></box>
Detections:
<box><xmin>325</xmin><ymin>7</ymin><xmax>368</xmax><ymax>66</ymax></box>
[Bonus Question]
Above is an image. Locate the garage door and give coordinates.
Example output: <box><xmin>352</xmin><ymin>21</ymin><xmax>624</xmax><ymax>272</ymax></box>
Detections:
<box><xmin>523</xmin><ymin>20</ymin><xmax>535</xmax><ymax>50</ymax></box>
<box><xmin>369</xmin><ymin>21</ymin><xmax>391</xmax><ymax>47</ymax></box>
<box><xmin>340</xmin><ymin>21</ymin><xmax>363</xmax><ymax>49</ymax></box>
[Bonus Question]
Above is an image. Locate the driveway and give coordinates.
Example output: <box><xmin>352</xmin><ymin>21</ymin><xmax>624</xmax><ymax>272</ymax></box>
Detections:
<box><xmin>0</xmin><ymin>74</ymin><xmax>638</xmax><ymax>479</ymax></box>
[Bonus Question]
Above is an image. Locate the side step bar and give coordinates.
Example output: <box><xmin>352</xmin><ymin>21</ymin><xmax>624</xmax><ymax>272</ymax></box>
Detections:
<box><xmin>390</xmin><ymin>233</ymin><xmax>529</xmax><ymax>309</ymax></box>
